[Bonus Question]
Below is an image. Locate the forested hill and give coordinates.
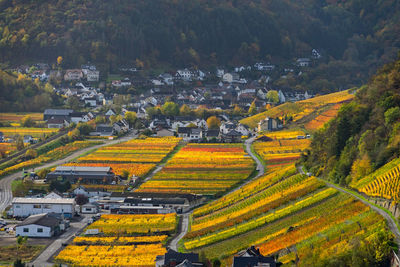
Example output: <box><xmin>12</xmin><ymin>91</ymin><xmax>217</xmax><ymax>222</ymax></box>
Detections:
<box><xmin>1</xmin><ymin>0</ymin><xmax>400</xmax><ymax>75</ymax></box>
<box><xmin>302</xmin><ymin>53</ymin><xmax>400</xmax><ymax>186</ymax></box>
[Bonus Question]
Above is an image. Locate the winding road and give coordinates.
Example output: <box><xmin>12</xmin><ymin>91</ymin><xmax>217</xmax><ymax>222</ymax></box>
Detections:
<box><xmin>297</xmin><ymin>166</ymin><xmax>400</xmax><ymax>248</ymax></box>
<box><xmin>167</xmin><ymin>136</ymin><xmax>265</xmax><ymax>251</ymax></box>
<box><xmin>0</xmin><ymin>132</ymin><xmax>137</xmax><ymax>214</ymax></box>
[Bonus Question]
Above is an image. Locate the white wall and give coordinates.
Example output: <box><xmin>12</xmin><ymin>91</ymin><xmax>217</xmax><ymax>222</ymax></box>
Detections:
<box><xmin>16</xmin><ymin>224</ymin><xmax>52</xmax><ymax>237</ymax></box>
<box><xmin>13</xmin><ymin>203</ymin><xmax>74</xmax><ymax>217</ymax></box>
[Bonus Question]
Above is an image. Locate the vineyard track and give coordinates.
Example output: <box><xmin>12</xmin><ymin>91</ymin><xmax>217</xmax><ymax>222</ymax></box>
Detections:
<box><xmin>168</xmin><ymin>136</ymin><xmax>265</xmax><ymax>251</ymax></box>
<box><xmin>297</xmin><ymin>166</ymin><xmax>400</xmax><ymax>250</ymax></box>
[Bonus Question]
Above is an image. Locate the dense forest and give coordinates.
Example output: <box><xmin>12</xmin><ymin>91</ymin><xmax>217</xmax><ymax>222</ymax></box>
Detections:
<box><xmin>0</xmin><ymin>70</ymin><xmax>61</xmax><ymax>112</ymax></box>
<box><xmin>0</xmin><ymin>0</ymin><xmax>400</xmax><ymax>91</ymax></box>
<box><xmin>302</xmin><ymin>53</ymin><xmax>400</xmax><ymax>186</ymax></box>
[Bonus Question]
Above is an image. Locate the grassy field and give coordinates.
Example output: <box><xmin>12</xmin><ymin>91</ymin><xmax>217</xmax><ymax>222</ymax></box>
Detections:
<box><xmin>0</xmin><ymin>245</ymin><xmax>45</xmax><ymax>265</ymax></box>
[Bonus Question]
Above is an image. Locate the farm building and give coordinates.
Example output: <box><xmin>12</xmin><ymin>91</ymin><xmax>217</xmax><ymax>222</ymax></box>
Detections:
<box><xmin>43</xmin><ymin>109</ymin><xmax>73</xmax><ymax>121</ymax></box>
<box><xmin>46</xmin><ymin>166</ymin><xmax>116</xmax><ymax>184</ymax></box>
<box><xmin>12</xmin><ymin>197</ymin><xmax>76</xmax><ymax>218</ymax></box>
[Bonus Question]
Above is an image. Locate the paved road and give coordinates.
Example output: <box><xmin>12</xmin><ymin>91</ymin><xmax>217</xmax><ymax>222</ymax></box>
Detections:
<box><xmin>0</xmin><ymin>132</ymin><xmax>136</xmax><ymax>214</ymax></box>
<box><xmin>167</xmin><ymin>137</ymin><xmax>265</xmax><ymax>251</ymax></box>
<box><xmin>245</xmin><ymin>136</ymin><xmax>264</xmax><ymax>179</ymax></box>
<box><xmin>323</xmin><ymin>180</ymin><xmax>400</xmax><ymax>246</ymax></box>
<box><xmin>29</xmin><ymin>215</ymin><xmax>90</xmax><ymax>266</ymax></box>
<box><xmin>169</xmin><ymin>213</ymin><xmax>189</xmax><ymax>251</ymax></box>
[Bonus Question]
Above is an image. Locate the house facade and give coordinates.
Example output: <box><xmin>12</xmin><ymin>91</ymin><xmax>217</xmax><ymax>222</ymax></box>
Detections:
<box><xmin>12</xmin><ymin>198</ymin><xmax>76</xmax><ymax>218</ymax></box>
<box><xmin>15</xmin><ymin>213</ymin><xmax>62</xmax><ymax>237</ymax></box>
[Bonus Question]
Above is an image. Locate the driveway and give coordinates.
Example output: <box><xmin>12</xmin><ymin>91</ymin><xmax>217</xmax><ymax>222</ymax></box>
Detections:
<box><xmin>28</xmin><ymin>215</ymin><xmax>91</xmax><ymax>266</ymax></box>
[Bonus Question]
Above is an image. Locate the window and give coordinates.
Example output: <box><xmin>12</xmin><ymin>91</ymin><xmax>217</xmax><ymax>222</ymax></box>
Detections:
<box><xmin>23</xmin><ymin>228</ymin><xmax>29</xmax><ymax>233</ymax></box>
<box><xmin>33</xmin><ymin>205</ymin><xmax>41</xmax><ymax>209</ymax></box>
<box><xmin>44</xmin><ymin>204</ymin><xmax>52</xmax><ymax>209</ymax></box>
<box><xmin>15</xmin><ymin>205</ymin><xmax>20</xmax><ymax>208</ymax></box>
<box><xmin>37</xmin><ymin>228</ymin><xmax>43</xmax><ymax>233</ymax></box>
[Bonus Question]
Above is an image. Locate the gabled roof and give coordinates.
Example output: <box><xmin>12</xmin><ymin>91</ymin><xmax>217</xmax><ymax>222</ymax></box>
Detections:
<box><xmin>225</xmin><ymin>130</ymin><xmax>242</xmax><ymax>136</ymax></box>
<box><xmin>190</xmin><ymin>128</ymin><xmax>202</xmax><ymax>135</ymax></box>
<box><xmin>206</xmin><ymin>129</ymin><xmax>220</xmax><ymax>137</ymax></box>
<box><xmin>178</xmin><ymin>127</ymin><xmax>192</xmax><ymax>134</ymax></box>
<box><xmin>164</xmin><ymin>249</ymin><xmax>199</xmax><ymax>265</ymax></box>
<box><xmin>17</xmin><ymin>213</ymin><xmax>61</xmax><ymax>228</ymax></box>
<box><xmin>47</xmin><ymin>118</ymin><xmax>65</xmax><ymax>124</ymax></box>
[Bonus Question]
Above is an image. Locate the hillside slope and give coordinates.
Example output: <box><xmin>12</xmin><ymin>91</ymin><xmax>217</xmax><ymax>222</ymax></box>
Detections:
<box><xmin>1</xmin><ymin>0</ymin><xmax>400</xmax><ymax>90</ymax></box>
<box><xmin>302</xmin><ymin>54</ymin><xmax>400</xmax><ymax>186</ymax></box>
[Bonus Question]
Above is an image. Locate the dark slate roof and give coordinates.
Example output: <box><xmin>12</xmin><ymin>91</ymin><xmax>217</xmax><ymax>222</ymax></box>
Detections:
<box><xmin>233</xmin><ymin>246</ymin><xmax>277</xmax><ymax>267</ymax></box>
<box><xmin>17</xmin><ymin>213</ymin><xmax>60</xmax><ymax>228</ymax></box>
<box><xmin>110</xmin><ymin>192</ymin><xmax>201</xmax><ymax>202</ymax></box>
<box><xmin>178</xmin><ymin>127</ymin><xmax>191</xmax><ymax>134</ymax></box>
<box><xmin>47</xmin><ymin>118</ymin><xmax>65</xmax><ymax>124</ymax></box>
<box><xmin>206</xmin><ymin>129</ymin><xmax>220</xmax><ymax>137</ymax></box>
<box><xmin>226</xmin><ymin>130</ymin><xmax>242</xmax><ymax>136</ymax></box>
<box><xmin>164</xmin><ymin>249</ymin><xmax>199</xmax><ymax>265</ymax></box>
<box><xmin>70</xmin><ymin>112</ymin><xmax>86</xmax><ymax>117</ymax></box>
<box><xmin>124</xmin><ymin>197</ymin><xmax>186</xmax><ymax>205</ymax></box>
<box><xmin>44</xmin><ymin>109</ymin><xmax>73</xmax><ymax>116</ymax></box>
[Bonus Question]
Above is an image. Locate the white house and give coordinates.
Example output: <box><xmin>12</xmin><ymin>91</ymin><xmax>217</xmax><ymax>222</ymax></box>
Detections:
<box><xmin>236</xmin><ymin>124</ymin><xmax>250</xmax><ymax>136</ymax></box>
<box><xmin>44</xmin><ymin>191</ymin><xmax>63</xmax><ymax>199</ymax></box>
<box><xmin>81</xmin><ymin>202</ymin><xmax>99</xmax><ymax>214</ymax></box>
<box><xmin>216</xmin><ymin>69</ymin><xmax>225</xmax><ymax>78</ymax></box>
<box><xmin>73</xmin><ymin>185</ymin><xmax>111</xmax><ymax>198</ymax></box>
<box><xmin>176</xmin><ymin>69</ymin><xmax>193</xmax><ymax>81</ymax></box>
<box><xmin>220</xmin><ymin>122</ymin><xmax>237</xmax><ymax>135</ymax></box>
<box><xmin>86</xmin><ymin>70</ymin><xmax>100</xmax><ymax>82</ymax></box>
<box><xmin>12</xmin><ymin>197</ymin><xmax>76</xmax><ymax>218</ymax></box>
<box><xmin>296</xmin><ymin>58</ymin><xmax>311</xmax><ymax>67</ymax></box>
<box><xmin>15</xmin><ymin>213</ymin><xmax>62</xmax><ymax>238</ymax></box>
<box><xmin>105</xmin><ymin>109</ymin><xmax>116</xmax><ymax>116</ymax></box>
<box><xmin>64</xmin><ymin>69</ymin><xmax>83</xmax><ymax>81</ymax></box>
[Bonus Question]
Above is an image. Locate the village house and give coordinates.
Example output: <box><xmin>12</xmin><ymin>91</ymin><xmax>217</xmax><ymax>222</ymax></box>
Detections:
<box><xmin>113</xmin><ymin>119</ymin><xmax>129</xmax><ymax>134</ymax></box>
<box><xmin>175</xmin><ymin>68</ymin><xmax>194</xmax><ymax>81</ymax></box>
<box><xmin>15</xmin><ymin>213</ymin><xmax>64</xmax><ymax>238</ymax></box>
<box><xmin>222</xmin><ymin>73</ymin><xmax>240</xmax><ymax>83</ymax></box>
<box><xmin>43</xmin><ymin>109</ymin><xmax>73</xmax><ymax>121</ymax></box>
<box><xmin>258</xmin><ymin>117</ymin><xmax>283</xmax><ymax>132</ymax></box>
<box><xmin>223</xmin><ymin>129</ymin><xmax>242</xmax><ymax>143</ymax></box>
<box><xmin>73</xmin><ymin>185</ymin><xmax>112</xmax><ymax>198</ymax></box>
<box><xmin>81</xmin><ymin>202</ymin><xmax>100</xmax><ymax>214</ymax></box>
<box><xmin>233</xmin><ymin>246</ymin><xmax>278</xmax><ymax>267</ymax></box>
<box><xmin>296</xmin><ymin>58</ymin><xmax>311</xmax><ymax>67</ymax></box>
<box><xmin>205</xmin><ymin>129</ymin><xmax>220</xmax><ymax>141</ymax></box>
<box><xmin>47</xmin><ymin>118</ymin><xmax>70</xmax><ymax>129</ymax></box>
<box><xmin>156</xmin><ymin>249</ymin><xmax>203</xmax><ymax>267</ymax></box>
<box><xmin>64</xmin><ymin>69</ymin><xmax>83</xmax><ymax>81</ymax></box>
<box><xmin>157</xmin><ymin>129</ymin><xmax>175</xmax><ymax>137</ymax></box>
<box><xmin>86</xmin><ymin>70</ymin><xmax>100</xmax><ymax>82</ymax></box>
